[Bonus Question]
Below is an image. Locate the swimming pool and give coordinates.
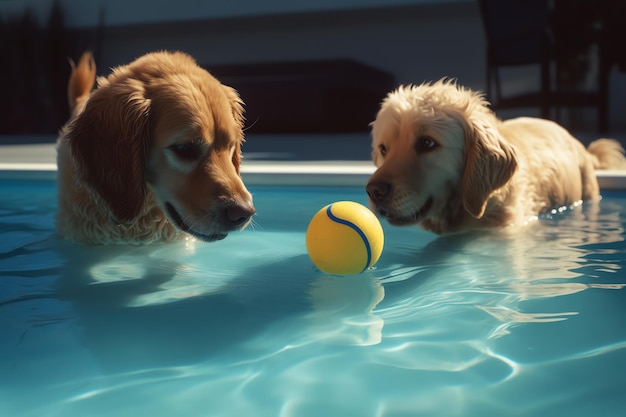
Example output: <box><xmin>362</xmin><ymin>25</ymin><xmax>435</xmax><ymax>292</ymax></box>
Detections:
<box><xmin>1</xmin><ymin>167</ymin><xmax>625</xmax><ymax>417</ymax></box>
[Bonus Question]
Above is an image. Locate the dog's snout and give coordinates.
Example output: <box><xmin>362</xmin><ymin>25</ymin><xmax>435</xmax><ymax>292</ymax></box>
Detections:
<box><xmin>225</xmin><ymin>203</ymin><xmax>256</xmax><ymax>227</ymax></box>
<box><xmin>366</xmin><ymin>181</ymin><xmax>391</xmax><ymax>204</ymax></box>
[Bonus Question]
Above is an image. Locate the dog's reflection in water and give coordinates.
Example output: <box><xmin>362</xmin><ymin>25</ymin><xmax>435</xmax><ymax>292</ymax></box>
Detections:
<box><xmin>307</xmin><ymin>273</ymin><xmax>385</xmax><ymax>346</ymax></box>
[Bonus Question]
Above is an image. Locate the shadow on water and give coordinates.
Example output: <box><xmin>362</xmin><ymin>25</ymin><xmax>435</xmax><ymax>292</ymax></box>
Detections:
<box><xmin>1</xmin><ymin>195</ymin><xmax>625</xmax><ymax>417</ymax></box>
<box><xmin>51</xmin><ymin>238</ymin><xmax>320</xmax><ymax>373</ymax></box>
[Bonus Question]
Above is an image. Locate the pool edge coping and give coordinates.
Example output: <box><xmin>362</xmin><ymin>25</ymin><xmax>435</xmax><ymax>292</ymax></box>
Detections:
<box><xmin>1</xmin><ymin>162</ymin><xmax>626</xmax><ymax>190</ymax></box>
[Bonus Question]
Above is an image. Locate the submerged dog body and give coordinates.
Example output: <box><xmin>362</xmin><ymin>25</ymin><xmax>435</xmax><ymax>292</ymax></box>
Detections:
<box><xmin>367</xmin><ymin>80</ymin><xmax>626</xmax><ymax>234</ymax></box>
<box><xmin>56</xmin><ymin>51</ymin><xmax>255</xmax><ymax>245</ymax></box>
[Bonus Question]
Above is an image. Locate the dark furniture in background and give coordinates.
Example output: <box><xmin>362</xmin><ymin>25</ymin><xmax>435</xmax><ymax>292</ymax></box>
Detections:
<box><xmin>0</xmin><ymin>1</ymin><xmax>98</xmax><ymax>136</ymax></box>
<box><xmin>209</xmin><ymin>59</ymin><xmax>395</xmax><ymax>133</ymax></box>
<box><xmin>479</xmin><ymin>0</ymin><xmax>615</xmax><ymax>133</ymax></box>
<box><xmin>1</xmin><ymin>2</ymin><xmax>73</xmax><ymax>135</ymax></box>
<box><xmin>0</xmin><ymin>3</ymin><xmax>393</xmax><ymax>135</ymax></box>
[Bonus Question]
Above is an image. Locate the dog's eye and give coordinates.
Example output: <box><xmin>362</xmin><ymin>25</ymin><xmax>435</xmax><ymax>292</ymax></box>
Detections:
<box><xmin>169</xmin><ymin>142</ymin><xmax>201</xmax><ymax>161</ymax></box>
<box><xmin>415</xmin><ymin>136</ymin><xmax>438</xmax><ymax>153</ymax></box>
<box><xmin>378</xmin><ymin>144</ymin><xmax>387</xmax><ymax>157</ymax></box>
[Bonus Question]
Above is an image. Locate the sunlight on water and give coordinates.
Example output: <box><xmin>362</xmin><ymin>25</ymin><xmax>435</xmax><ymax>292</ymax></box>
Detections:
<box><xmin>0</xmin><ymin>182</ymin><xmax>625</xmax><ymax>417</ymax></box>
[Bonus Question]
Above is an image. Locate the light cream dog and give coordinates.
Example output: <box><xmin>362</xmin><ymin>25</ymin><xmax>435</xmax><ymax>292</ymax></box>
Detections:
<box><xmin>56</xmin><ymin>52</ymin><xmax>255</xmax><ymax>245</ymax></box>
<box><xmin>366</xmin><ymin>79</ymin><xmax>626</xmax><ymax>234</ymax></box>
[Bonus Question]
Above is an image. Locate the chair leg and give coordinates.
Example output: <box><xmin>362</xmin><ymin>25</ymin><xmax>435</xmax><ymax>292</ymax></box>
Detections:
<box><xmin>493</xmin><ymin>67</ymin><xmax>502</xmax><ymax>106</ymax></box>
<box><xmin>540</xmin><ymin>59</ymin><xmax>551</xmax><ymax>120</ymax></box>
<box><xmin>598</xmin><ymin>64</ymin><xmax>610</xmax><ymax>134</ymax></box>
<box><xmin>599</xmin><ymin>102</ymin><xmax>609</xmax><ymax>134</ymax></box>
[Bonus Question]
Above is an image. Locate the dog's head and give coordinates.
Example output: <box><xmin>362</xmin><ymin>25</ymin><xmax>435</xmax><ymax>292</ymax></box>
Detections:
<box><xmin>68</xmin><ymin>51</ymin><xmax>255</xmax><ymax>242</ymax></box>
<box><xmin>366</xmin><ymin>80</ymin><xmax>517</xmax><ymax>233</ymax></box>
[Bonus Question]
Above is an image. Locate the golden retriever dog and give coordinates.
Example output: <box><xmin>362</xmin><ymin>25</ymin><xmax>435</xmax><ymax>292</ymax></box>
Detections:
<box><xmin>56</xmin><ymin>51</ymin><xmax>255</xmax><ymax>245</ymax></box>
<box><xmin>366</xmin><ymin>79</ymin><xmax>626</xmax><ymax>235</ymax></box>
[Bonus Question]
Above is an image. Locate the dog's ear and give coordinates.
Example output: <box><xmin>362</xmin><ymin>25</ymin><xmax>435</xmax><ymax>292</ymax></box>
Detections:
<box><xmin>68</xmin><ymin>78</ymin><xmax>151</xmax><ymax>223</ymax></box>
<box><xmin>222</xmin><ymin>85</ymin><xmax>245</xmax><ymax>173</ymax></box>
<box><xmin>462</xmin><ymin>118</ymin><xmax>517</xmax><ymax>218</ymax></box>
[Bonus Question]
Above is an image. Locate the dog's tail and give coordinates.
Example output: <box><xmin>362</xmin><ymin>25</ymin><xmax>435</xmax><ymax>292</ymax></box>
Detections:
<box><xmin>588</xmin><ymin>138</ymin><xmax>626</xmax><ymax>170</ymax></box>
<box><xmin>67</xmin><ymin>52</ymin><xmax>96</xmax><ymax>116</ymax></box>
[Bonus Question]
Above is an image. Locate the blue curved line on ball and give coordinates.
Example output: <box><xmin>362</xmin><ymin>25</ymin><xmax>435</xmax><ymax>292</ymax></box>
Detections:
<box><xmin>326</xmin><ymin>204</ymin><xmax>371</xmax><ymax>272</ymax></box>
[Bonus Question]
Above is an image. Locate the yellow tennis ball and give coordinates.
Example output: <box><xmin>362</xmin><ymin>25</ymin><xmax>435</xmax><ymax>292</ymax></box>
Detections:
<box><xmin>306</xmin><ymin>201</ymin><xmax>384</xmax><ymax>275</ymax></box>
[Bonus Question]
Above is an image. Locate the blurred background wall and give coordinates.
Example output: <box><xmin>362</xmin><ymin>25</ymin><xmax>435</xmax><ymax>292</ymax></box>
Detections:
<box><xmin>1</xmin><ymin>0</ymin><xmax>624</xmax><ymax>136</ymax></box>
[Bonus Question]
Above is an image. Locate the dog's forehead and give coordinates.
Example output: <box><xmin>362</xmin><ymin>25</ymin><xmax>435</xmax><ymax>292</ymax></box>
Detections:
<box><xmin>152</xmin><ymin>77</ymin><xmax>238</xmax><ymax>146</ymax></box>
<box><xmin>372</xmin><ymin>103</ymin><xmax>426</xmax><ymax>144</ymax></box>
<box><xmin>373</xmin><ymin>95</ymin><xmax>464</xmax><ymax>148</ymax></box>
<box><xmin>195</xmin><ymin>77</ymin><xmax>240</xmax><ymax>147</ymax></box>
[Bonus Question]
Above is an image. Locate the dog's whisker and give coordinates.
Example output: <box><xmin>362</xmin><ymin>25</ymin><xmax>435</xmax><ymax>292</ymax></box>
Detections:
<box><xmin>243</xmin><ymin>116</ymin><xmax>260</xmax><ymax>132</ymax></box>
<box><xmin>181</xmin><ymin>209</ymin><xmax>217</xmax><ymax>234</ymax></box>
<box><xmin>245</xmin><ymin>218</ymin><xmax>261</xmax><ymax>232</ymax></box>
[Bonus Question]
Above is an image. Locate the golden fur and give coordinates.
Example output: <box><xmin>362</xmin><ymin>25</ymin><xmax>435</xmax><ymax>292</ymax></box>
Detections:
<box><xmin>366</xmin><ymin>80</ymin><xmax>626</xmax><ymax>235</ymax></box>
<box><xmin>56</xmin><ymin>51</ymin><xmax>255</xmax><ymax>245</ymax></box>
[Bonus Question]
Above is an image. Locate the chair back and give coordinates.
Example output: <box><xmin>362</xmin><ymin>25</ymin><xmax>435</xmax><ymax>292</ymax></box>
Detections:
<box><xmin>479</xmin><ymin>0</ymin><xmax>551</xmax><ymax>66</ymax></box>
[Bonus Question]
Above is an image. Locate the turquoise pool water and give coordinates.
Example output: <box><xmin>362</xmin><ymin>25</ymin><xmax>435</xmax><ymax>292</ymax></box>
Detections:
<box><xmin>1</xmin><ymin>177</ymin><xmax>625</xmax><ymax>417</ymax></box>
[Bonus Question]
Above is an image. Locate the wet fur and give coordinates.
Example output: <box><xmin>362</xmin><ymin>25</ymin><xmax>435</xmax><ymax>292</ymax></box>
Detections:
<box><xmin>367</xmin><ymin>80</ymin><xmax>626</xmax><ymax>235</ymax></box>
<box><xmin>56</xmin><ymin>51</ymin><xmax>255</xmax><ymax>244</ymax></box>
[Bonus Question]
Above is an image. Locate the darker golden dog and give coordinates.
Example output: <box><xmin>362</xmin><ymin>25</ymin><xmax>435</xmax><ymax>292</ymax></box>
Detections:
<box><xmin>56</xmin><ymin>52</ymin><xmax>255</xmax><ymax>244</ymax></box>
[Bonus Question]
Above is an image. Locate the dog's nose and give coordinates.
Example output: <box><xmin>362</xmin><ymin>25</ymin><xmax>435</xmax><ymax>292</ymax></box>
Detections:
<box><xmin>366</xmin><ymin>181</ymin><xmax>391</xmax><ymax>204</ymax></box>
<box><xmin>225</xmin><ymin>203</ymin><xmax>256</xmax><ymax>227</ymax></box>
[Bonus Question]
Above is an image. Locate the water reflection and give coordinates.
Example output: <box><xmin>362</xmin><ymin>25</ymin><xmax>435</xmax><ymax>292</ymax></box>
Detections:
<box><xmin>2</xmin><ymin>187</ymin><xmax>625</xmax><ymax>416</ymax></box>
<box><xmin>307</xmin><ymin>274</ymin><xmax>385</xmax><ymax>346</ymax></box>
<box><xmin>375</xmin><ymin>199</ymin><xmax>625</xmax><ymax>342</ymax></box>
